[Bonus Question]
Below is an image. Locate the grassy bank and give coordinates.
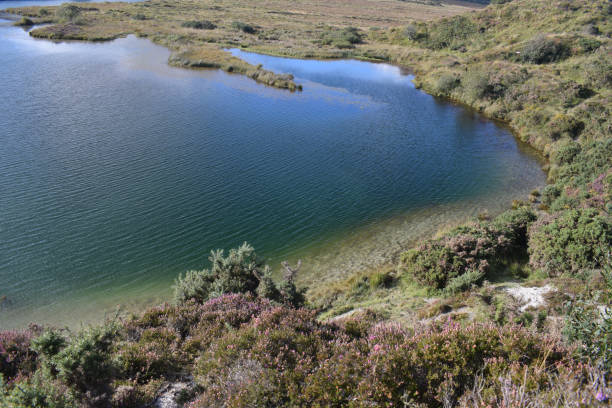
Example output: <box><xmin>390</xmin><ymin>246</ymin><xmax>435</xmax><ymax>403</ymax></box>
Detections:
<box><xmin>2</xmin><ymin>0</ymin><xmax>611</xmax><ymax>406</ymax></box>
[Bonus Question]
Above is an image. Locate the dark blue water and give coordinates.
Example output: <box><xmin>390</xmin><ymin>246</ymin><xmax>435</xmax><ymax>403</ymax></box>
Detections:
<box><xmin>0</xmin><ymin>17</ymin><xmax>545</xmax><ymax>327</ymax></box>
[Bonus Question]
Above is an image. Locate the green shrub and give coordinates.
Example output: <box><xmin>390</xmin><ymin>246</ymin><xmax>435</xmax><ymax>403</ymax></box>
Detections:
<box><xmin>320</xmin><ymin>27</ymin><xmax>362</xmax><ymax>49</ymax></box>
<box><xmin>541</xmin><ymin>184</ymin><xmax>561</xmax><ymax>206</ymax></box>
<box><xmin>461</xmin><ymin>69</ymin><xmax>489</xmax><ymax>102</ymax></box>
<box><xmin>584</xmin><ymin>53</ymin><xmax>612</xmax><ymax>88</ymax></box>
<box><xmin>173</xmin><ymin>268</ymin><xmax>215</xmax><ymax>304</ymax></box>
<box><xmin>528</xmin><ymin>209</ymin><xmax>611</xmax><ymax>276</ymax></box>
<box><xmin>56</xmin><ymin>5</ymin><xmax>81</xmax><ymax>23</ymax></box>
<box><xmin>131</xmin><ymin>13</ymin><xmax>147</xmax><ymax>20</ymax></box>
<box><xmin>426</xmin><ymin>15</ymin><xmax>476</xmax><ymax>50</ymax></box>
<box><xmin>576</xmin><ymin>36</ymin><xmax>601</xmax><ymax>53</ymax></box>
<box><xmin>15</xmin><ymin>17</ymin><xmax>34</xmax><ymax>26</ymax></box>
<box><xmin>436</xmin><ymin>73</ymin><xmax>460</xmax><ymax>94</ymax></box>
<box><xmin>521</xmin><ymin>34</ymin><xmax>569</xmax><ymax>64</ymax></box>
<box><xmin>31</xmin><ymin>330</ymin><xmax>67</xmax><ymax>359</ymax></box>
<box><xmin>369</xmin><ymin>270</ymin><xmax>394</xmax><ymax>289</ymax></box>
<box><xmin>563</xmin><ymin>261</ymin><xmax>611</xmax><ymax>370</ymax></box>
<box><xmin>181</xmin><ymin>20</ymin><xmax>216</xmax><ymax>29</ymax></box>
<box><xmin>50</xmin><ymin>324</ymin><xmax>119</xmax><ymax>394</ymax></box>
<box><xmin>547</xmin><ymin>114</ymin><xmax>584</xmax><ymax>140</ymax></box>
<box><xmin>232</xmin><ymin>21</ymin><xmax>256</xmax><ymax>34</ymax></box>
<box><xmin>174</xmin><ymin>243</ymin><xmax>261</xmax><ymax>303</ymax></box>
<box><xmin>444</xmin><ymin>268</ymin><xmax>485</xmax><ymax>295</ymax></box>
<box><xmin>0</xmin><ymin>371</ymin><xmax>78</xmax><ymax>408</ymax></box>
<box><xmin>402</xmin><ymin>244</ymin><xmax>467</xmax><ymax>289</ymax></box>
<box><xmin>551</xmin><ymin>140</ymin><xmax>581</xmax><ymax>165</ymax></box>
<box><xmin>173</xmin><ymin>243</ymin><xmax>305</xmax><ymax>307</ymax></box>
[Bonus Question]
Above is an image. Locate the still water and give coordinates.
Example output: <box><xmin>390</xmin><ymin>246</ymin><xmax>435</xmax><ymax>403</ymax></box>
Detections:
<box><xmin>0</xmin><ymin>13</ymin><xmax>545</xmax><ymax>328</ymax></box>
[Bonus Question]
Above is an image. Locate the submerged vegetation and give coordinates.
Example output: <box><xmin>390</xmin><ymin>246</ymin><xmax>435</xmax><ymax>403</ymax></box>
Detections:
<box><xmin>2</xmin><ymin>0</ymin><xmax>611</xmax><ymax>405</ymax></box>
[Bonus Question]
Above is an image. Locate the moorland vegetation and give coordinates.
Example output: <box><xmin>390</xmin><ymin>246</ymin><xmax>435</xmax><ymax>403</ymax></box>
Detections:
<box><xmin>1</xmin><ymin>0</ymin><xmax>611</xmax><ymax>406</ymax></box>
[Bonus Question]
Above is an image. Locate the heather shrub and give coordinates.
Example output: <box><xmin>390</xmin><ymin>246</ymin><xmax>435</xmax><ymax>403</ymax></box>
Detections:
<box><xmin>115</xmin><ymin>327</ymin><xmax>182</xmax><ymax>381</ymax></box>
<box><xmin>521</xmin><ymin>34</ymin><xmax>569</xmax><ymax>64</ymax></box>
<box><xmin>403</xmin><ymin>208</ymin><xmax>536</xmax><ymax>290</ymax></box>
<box><xmin>352</xmin><ymin>322</ymin><xmax>566</xmax><ymax>406</ymax></box>
<box><xmin>0</xmin><ymin>328</ymin><xmax>38</xmax><ymax>382</ymax></box>
<box><xmin>528</xmin><ymin>209</ymin><xmax>611</xmax><ymax>276</ymax></box>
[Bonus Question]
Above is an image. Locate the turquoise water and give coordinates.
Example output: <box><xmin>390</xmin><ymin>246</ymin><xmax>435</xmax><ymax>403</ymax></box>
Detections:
<box><xmin>0</xmin><ymin>18</ymin><xmax>545</xmax><ymax>328</ymax></box>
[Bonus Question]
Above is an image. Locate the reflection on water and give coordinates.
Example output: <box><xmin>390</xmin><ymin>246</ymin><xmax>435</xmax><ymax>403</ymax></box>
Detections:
<box><xmin>0</xmin><ymin>27</ymin><xmax>545</xmax><ymax>328</ymax></box>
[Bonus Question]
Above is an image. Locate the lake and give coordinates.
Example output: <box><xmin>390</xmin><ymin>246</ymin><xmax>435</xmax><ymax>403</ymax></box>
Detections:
<box><xmin>0</xmin><ymin>10</ymin><xmax>545</xmax><ymax>328</ymax></box>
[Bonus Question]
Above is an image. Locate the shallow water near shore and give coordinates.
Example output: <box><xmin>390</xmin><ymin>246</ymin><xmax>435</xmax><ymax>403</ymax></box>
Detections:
<box><xmin>0</xmin><ymin>21</ymin><xmax>545</xmax><ymax>328</ymax></box>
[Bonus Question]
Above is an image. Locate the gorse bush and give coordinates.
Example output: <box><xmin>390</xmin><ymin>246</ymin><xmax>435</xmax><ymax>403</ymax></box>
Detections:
<box><xmin>521</xmin><ymin>34</ymin><xmax>569</xmax><ymax>64</ymax></box>
<box><xmin>528</xmin><ymin>209</ymin><xmax>611</xmax><ymax>276</ymax></box>
<box><xmin>173</xmin><ymin>243</ymin><xmax>304</xmax><ymax>307</ymax></box>
<box><xmin>174</xmin><ymin>243</ymin><xmax>262</xmax><ymax>304</ymax></box>
<box><xmin>181</xmin><ymin>20</ymin><xmax>216</xmax><ymax>30</ymax></box>
<box><xmin>444</xmin><ymin>268</ymin><xmax>485</xmax><ymax>295</ymax></box>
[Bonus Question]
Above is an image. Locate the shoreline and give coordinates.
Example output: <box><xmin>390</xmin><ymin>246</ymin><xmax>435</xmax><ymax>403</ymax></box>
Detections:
<box><xmin>0</xmin><ymin>16</ymin><xmax>551</xmax><ymax>329</ymax></box>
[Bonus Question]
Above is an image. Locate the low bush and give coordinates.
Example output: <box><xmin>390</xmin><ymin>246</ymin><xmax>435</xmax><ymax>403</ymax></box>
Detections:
<box><xmin>435</xmin><ymin>73</ymin><xmax>460</xmax><ymax>94</ymax></box>
<box><xmin>402</xmin><ymin>208</ymin><xmax>536</xmax><ymax>290</ymax></box>
<box><xmin>425</xmin><ymin>15</ymin><xmax>477</xmax><ymax>50</ymax></box>
<box><xmin>521</xmin><ymin>34</ymin><xmax>569</xmax><ymax>64</ymax></box>
<box><xmin>181</xmin><ymin>20</ymin><xmax>216</xmax><ymax>30</ymax></box>
<box><xmin>0</xmin><ymin>328</ymin><xmax>40</xmax><ymax>382</ymax></box>
<box><xmin>231</xmin><ymin>21</ymin><xmax>256</xmax><ymax>34</ymax></box>
<box><xmin>528</xmin><ymin>209</ymin><xmax>611</xmax><ymax>276</ymax></box>
<box><xmin>173</xmin><ymin>243</ymin><xmax>304</xmax><ymax>307</ymax></box>
<box><xmin>320</xmin><ymin>26</ymin><xmax>362</xmax><ymax>49</ymax></box>
<box><xmin>444</xmin><ymin>268</ymin><xmax>485</xmax><ymax>295</ymax></box>
<box><xmin>461</xmin><ymin>69</ymin><xmax>489</xmax><ymax>102</ymax></box>
<box><xmin>56</xmin><ymin>5</ymin><xmax>81</xmax><ymax>24</ymax></box>
<box><xmin>15</xmin><ymin>17</ymin><xmax>34</xmax><ymax>26</ymax></box>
